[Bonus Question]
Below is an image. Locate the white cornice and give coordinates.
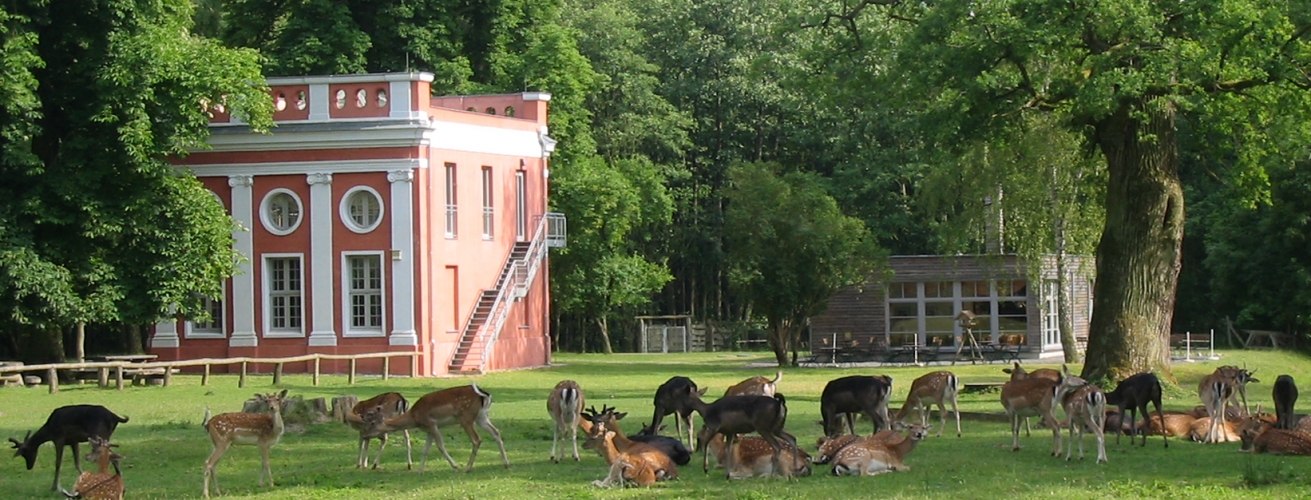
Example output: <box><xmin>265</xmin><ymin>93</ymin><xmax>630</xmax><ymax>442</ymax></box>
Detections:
<box><xmin>266</xmin><ymin>72</ymin><xmax>435</xmax><ymax>86</ymax></box>
<box><xmin>180</xmin><ymin>158</ymin><xmax>427</xmax><ymax>177</ymax></box>
<box><xmin>200</xmin><ymin>119</ymin><xmax>549</xmax><ymax>158</ymax></box>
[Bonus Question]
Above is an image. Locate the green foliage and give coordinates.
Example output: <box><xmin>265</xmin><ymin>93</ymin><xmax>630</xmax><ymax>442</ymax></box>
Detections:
<box><xmin>725</xmin><ymin>162</ymin><xmax>885</xmax><ymax>364</ymax></box>
<box><xmin>0</xmin><ymin>0</ymin><xmax>270</xmax><ymax>358</ymax></box>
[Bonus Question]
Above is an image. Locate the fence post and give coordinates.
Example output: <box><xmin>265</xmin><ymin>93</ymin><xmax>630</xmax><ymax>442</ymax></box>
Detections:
<box><xmin>349</xmin><ymin>358</ymin><xmax>357</xmax><ymax>385</ymax></box>
<box><xmin>202</xmin><ymin>364</ymin><xmax>210</xmax><ymax>386</ymax></box>
<box><xmin>411</xmin><ymin>353</ymin><xmax>418</xmax><ymax>377</ymax></box>
<box><xmin>273</xmin><ymin>363</ymin><xmax>284</xmax><ymax>385</ymax></box>
<box><xmin>239</xmin><ymin>361</ymin><xmax>248</xmax><ymax>388</ymax></box>
<box><xmin>47</xmin><ymin>367</ymin><xmax>58</xmax><ymax>394</ymax></box>
<box><xmin>115</xmin><ymin>366</ymin><xmax>124</xmax><ymax>391</ymax></box>
<box><xmin>1210</xmin><ymin>328</ymin><xmax>1215</xmax><ymax>358</ymax></box>
<box><xmin>98</xmin><ymin>367</ymin><xmax>109</xmax><ymax>388</ymax></box>
<box><xmin>383</xmin><ymin>357</ymin><xmax>390</xmax><ymax>381</ymax></box>
<box><xmin>1186</xmin><ymin>331</ymin><xmax>1193</xmax><ymax>360</ymax></box>
<box><xmin>163</xmin><ymin>364</ymin><xmax>172</xmax><ymax>387</ymax></box>
<box><xmin>313</xmin><ymin>357</ymin><xmax>320</xmax><ymax>386</ymax></box>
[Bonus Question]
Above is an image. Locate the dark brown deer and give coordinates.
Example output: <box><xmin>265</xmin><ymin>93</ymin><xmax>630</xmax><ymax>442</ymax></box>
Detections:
<box><xmin>9</xmin><ymin>405</ymin><xmax>129</xmax><ymax>492</ymax></box>
<box><xmin>690</xmin><ymin>393</ymin><xmax>798</xmax><ymax>479</ymax></box>
<box><xmin>820</xmin><ymin>375</ymin><xmax>893</xmax><ymax>436</ymax></box>
<box><xmin>1274</xmin><ymin>375</ymin><xmax>1298</xmax><ymax>430</ymax></box>
<box><xmin>641</xmin><ymin>377</ymin><xmax>706</xmax><ymax>445</ymax></box>
<box><xmin>1104</xmin><ymin>372</ymin><xmax>1167</xmax><ymax>447</ymax></box>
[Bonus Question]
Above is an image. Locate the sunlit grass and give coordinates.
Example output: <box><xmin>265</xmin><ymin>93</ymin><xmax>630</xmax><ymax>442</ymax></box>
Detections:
<box><xmin>1</xmin><ymin>350</ymin><xmax>1309</xmax><ymax>498</ymax></box>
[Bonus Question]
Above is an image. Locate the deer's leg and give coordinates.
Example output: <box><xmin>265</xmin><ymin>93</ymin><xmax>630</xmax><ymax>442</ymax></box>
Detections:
<box><xmin>203</xmin><ymin>441</ymin><xmax>231</xmax><ymax>498</ymax></box>
<box><xmin>1047</xmin><ymin>412</ymin><xmax>1062</xmax><ymax>457</ymax></box>
<box><xmin>723</xmin><ymin>434</ymin><xmax>738</xmax><ymax>480</ymax></box>
<box><xmin>569</xmin><ymin>416</ymin><xmax>580</xmax><ymax>461</ymax></box>
<box><xmin>372</xmin><ymin>433</ymin><xmax>389</xmax><ymax>469</ymax></box>
<box><xmin>260</xmin><ymin>443</ymin><xmax>274</xmax><ymax>487</ymax></box>
<box><xmin>402</xmin><ymin>429</ymin><xmax>413</xmax><ymax>469</ymax></box>
<box><xmin>421</xmin><ymin>424</ymin><xmax>459</xmax><ymax>471</ymax></box>
<box><xmin>357</xmin><ymin>436</ymin><xmax>369</xmax><ymax>468</ymax></box>
<box><xmin>550</xmin><ymin>419</ymin><xmax>561</xmax><ymax>463</ymax></box>
<box><xmin>1064</xmin><ymin>418</ymin><xmax>1076</xmax><ymax>460</ymax></box>
<box><xmin>951</xmin><ymin>392</ymin><xmax>962</xmax><ymax>437</ymax></box>
<box><xmin>50</xmin><ymin>444</ymin><xmax>65</xmax><ymax>492</ymax></box>
<box><xmin>1023</xmin><ymin>416</ymin><xmax>1032</xmax><ymax>437</ymax></box>
<box><xmin>477</xmin><ymin>413</ymin><xmax>510</xmax><ymax>469</ymax></box>
<box><xmin>1009</xmin><ymin>412</ymin><xmax>1022</xmax><ymax>451</ymax></box>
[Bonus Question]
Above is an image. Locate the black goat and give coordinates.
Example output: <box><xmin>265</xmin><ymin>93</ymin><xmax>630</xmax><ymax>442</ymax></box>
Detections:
<box><xmin>1275</xmin><ymin>375</ymin><xmax>1299</xmax><ymax>430</ymax></box>
<box><xmin>690</xmin><ymin>393</ymin><xmax>797</xmax><ymax>479</ymax></box>
<box><xmin>820</xmin><ymin>375</ymin><xmax>893</xmax><ymax>436</ymax></box>
<box><xmin>9</xmin><ymin>404</ymin><xmax>129</xmax><ymax>492</ymax></box>
<box><xmin>1104</xmin><ymin>372</ymin><xmax>1166</xmax><ymax>448</ymax></box>
<box><xmin>641</xmin><ymin>376</ymin><xmax>706</xmax><ymax>445</ymax></box>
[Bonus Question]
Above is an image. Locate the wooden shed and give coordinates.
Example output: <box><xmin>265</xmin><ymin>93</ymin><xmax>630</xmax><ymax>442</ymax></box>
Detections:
<box><xmin>810</xmin><ymin>254</ymin><xmax>1093</xmax><ymax>361</ymax></box>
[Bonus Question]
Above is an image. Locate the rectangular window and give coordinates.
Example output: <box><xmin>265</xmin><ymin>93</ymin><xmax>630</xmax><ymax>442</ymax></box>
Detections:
<box><xmin>186</xmin><ymin>291</ymin><xmax>226</xmax><ymax>339</ymax></box>
<box><xmin>445</xmin><ymin>163</ymin><xmax>458</xmax><ymax>238</ymax></box>
<box><xmin>886</xmin><ymin>282</ymin><xmax>917</xmax><ymax>299</ymax></box>
<box><xmin>264</xmin><ymin>256</ymin><xmax>304</xmax><ymax>336</ymax></box>
<box><xmin>996</xmin><ymin>279</ymin><xmax>1028</xmax><ymax>346</ymax></box>
<box><xmin>1042</xmin><ymin>280</ymin><xmax>1060</xmax><ymax>346</ymax></box>
<box><xmin>481</xmin><ymin>166</ymin><xmax>494</xmax><ymax>239</ymax></box>
<box><xmin>345</xmin><ymin>254</ymin><xmax>385</xmax><ymax>336</ymax></box>
<box><xmin>515</xmin><ymin>170</ymin><xmax>527</xmax><ymax>241</ymax></box>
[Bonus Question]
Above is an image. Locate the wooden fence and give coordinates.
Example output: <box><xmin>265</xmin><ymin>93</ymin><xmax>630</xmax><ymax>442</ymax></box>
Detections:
<box><xmin>0</xmin><ymin>352</ymin><xmax>421</xmax><ymax>394</ymax></box>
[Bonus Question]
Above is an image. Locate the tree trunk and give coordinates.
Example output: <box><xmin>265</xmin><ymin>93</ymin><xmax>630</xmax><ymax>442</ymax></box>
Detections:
<box><xmin>768</xmin><ymin>317</ymin><xmax>789</xmax><ymax>366</ymax></box>
<box><xmin>75</xmin><ymin>322</ymin><xmax>86</xmax><ymax>362</ymax></box>
<box><xmin>597</xmin><ymin>316</ymin><xmax>614</xmax><ymax>354</ymax></box>
<box><xmin>1082</xmin><ymin>99</ymin><xmax>1183</xmax><ymax>383</ymax></box>
<box><xmin>122</xmin><ymin>323</ymin><xmax>144</xmax><ymax>354</ymax></box>
<box><xmin>16</xmin><ymin>326</ymin><xmax>64</xmax><ymax>363</ymax></box>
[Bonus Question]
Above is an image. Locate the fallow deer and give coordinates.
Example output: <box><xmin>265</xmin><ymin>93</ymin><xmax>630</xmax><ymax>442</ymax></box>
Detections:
<box><xmin>1056</xmin><ymin>366</ymin><xmax>1107</xmax><ymax>463</ymax></box>
<box><xmin>1002</xmin><ymin>365</ymin><xmax>1080</xmax><ymax>456</ymax></box>
<box><xmin>1104</xmin><ymin>371</ymin><xmax>1167</xmax><ymax>447</ymax></box>
<box><xmin>1237</xmin><ymin>416</ymin><xmax>1311</xmax><ymax>455</ymax></box>
<box><xmin>820</xmin><ymin>375</ymin><xmax>893</xmax><ymax>436</ymax></box>
<box><xmin>724</xmin><ymin>371</ymin><xmax>783</xmax><ymax>397</ymax></box>
<box><xmin>1197</xmin><ymin>366</ymin><xmax>1248</xmax><ymax>443</ymax></box>
<box><xmin>642</xmin><ymin>376</ymin><xmax>706</xmax><ymax>445</ymax></box>
<box><xmin>830</xmin><ymin>422</ymin><xmax>929</xmax><ymax>476</ymax></box>
<box><xmin>9</xmin><ymin>404</ymin><xmax>129</xmax><ymax>492</ymax></box>
<box><xmin>548</xmin><ymin>380</ymin><xmax>585</xmax><ymax>462</ymax></box>
<box><xmin>1139</xmin><ymin>412</ymin><xmax>1198</xmax><ymax>438</ymax></box>
<box><xmin>1002</xmin><ymin>362</ymin><xmax>1060</xmax><ymax>437</ymax></box>
<box><xmin>362</xmin><ymin>384</ymin><xmax>509</xmax><ymax>473</ymax></box>
<box><xmin>1189</xmin><ymin>416</ymin><xmax>1241</xmax><ymax>443</ymax></box>
<box><xmin>691</xmin><ymin>393</ymin><xmax>798</xmax><ymax>479</ymax></box>
<box><xmin>580</xmin><ymin>407</ymin><xmax>690</xmax><ymax>465</ymax></box>
<box><xmin>1274</xmin><ymin>375</ymin><xmax>1298</xmax><ymax>430</ymax></box>
<box><xmin>582</xmin><ymin>407</ymin><xmax>678</xmax><ymax>487</ymax></box>
<box><xmin>813</xmin><ymin>430</ymin><xmax>899</xmax><ymax>465</ymax></box>
<box><xmin>706</xmin><ymin>434</ymin><xmax>811</xmax><ymax>478</ymax></box>
<box><xmin>894</xmin><ymin>371</ymin><xmax>961</xmax><ymax>437</ymax></box>
<box><xmin>344</xmin><ymin>392</ymin><xmax>411</xmax><ymax>469</ymax></box>
<box><xmin>59</xmin><ymin>436</ymin><xmax>123</xmax><ymax>500</ymax></box>
<box><xmin>202</xmin><ymin>390</ymin><xmax>287</xmax><ymax>498</ymax></box>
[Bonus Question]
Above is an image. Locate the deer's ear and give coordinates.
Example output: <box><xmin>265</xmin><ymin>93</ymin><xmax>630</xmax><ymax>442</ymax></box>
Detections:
<box><xmin>697</xmin><ymin>387</ymin><xmax>708</xmax><ymax>396</ymax></box>
<box><xmin>614</xmin><ymin>412</ymin><xmax>628</xmax><ymax>420</ymax></box>
<box><xmin>278</xmin><ymin>389</ymin><xmax>289</xmax><ymax>399</ymax></box>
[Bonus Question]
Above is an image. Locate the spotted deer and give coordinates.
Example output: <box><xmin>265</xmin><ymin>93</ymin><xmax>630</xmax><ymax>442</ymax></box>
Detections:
<box><xmin>1237</xmin><ymin>416</ymin><xmax>1311</xmax><ymax>455</ymax></box>
<box><xmin>361</xmin><ymin>384</ymin><xmax>509</xmax><ymax>472</ymax></box>
<box><xmin>1056</xmin><ymin>366</ymin><xmax>1107</xmax><ymax>463</ymax></box>
<box><xmin>1140</xmin><ymin>413</ymin><xmax>1198</xmax><ymax>438</ymax></box>
<box><xmin>344</xmin><ymin>392</ymin><xmax>412</xmax><ymax>469</ymax></box>
<box><xmin>1197</xmin><ymin>366</ymin><xmax>1247</xmax><ymax>443</ymax></box>
<box><xmin>548</xmin><ymin>380</ymin><xmax>586</xmax><ymax>463</ymax></box>
<box><xmin>894</xmin><ymin>371</ymin><xmax>961</xmax><ymax>437</ymax></box>
<box><xmin>830</xmin><ymin>423</ymin><xmax>929</xmax><ymax>476</ymax></box>
<box><xmin>1002</xmin><ymin>363</ymin><xmax>1061</xmax><ymax>437</ymax></box>
<box><xmin>813</xmin><ymin>430</ymin><xmax>899</xmax><ymax>465</ymax></box>
<box><xmin>59</xmin><ymin>436</ymin><xmax>123</xmax><ymax>500</ymax></box>
<box><xmin>706</xmin><ymin>434</ymin><xmax>811</xmax><ymax>478</ymax></box>
<box><xmin>582</xmin><ymin>407</ymin><xmax>678</xmax><ymax>487</ymax></box>
<box><xmin>724</xmin><ymin>371</ymin><xmax>783</xmax><ymax>397</ymax></box>
<box><xmin>1001</xmin><ymin>365</ymin><xmax>1082</xmax><ymax>456</ymax></box>
<box><xmin>202</xmin><ymin>390</ymin><xmax>287</xmax><ymax>498</ymax></box>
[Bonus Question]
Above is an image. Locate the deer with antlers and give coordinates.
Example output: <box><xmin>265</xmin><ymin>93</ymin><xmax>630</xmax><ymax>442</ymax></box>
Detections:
<box><xmin>582</xmin><ymin>406</ymin><xmax>678</xmax><ymax>487</ymax></box>
<box><xmin>894</xmin><ymin>371</ymin><xmax>961</xmax><ymax>438</ymax></box>
<box><xmin>202</xmin><ymin>390</ymin><xmax>287</xmax><ymax>498</ymax></box>
<box><xmin>1001</xmin><ymin>365</ymin><xmax>1083</xmax><ymax>456</ymax></box>
<box><xmin>1056</xmin><ymin>366</ymin><xmax>1107</xmax><ymax>463</ymax></box>
<box><xmin>360</xmin><ymin>384</ymin><xmax>509</xmax><ymax>472</ymax></box>
<box><xmin>1237</xmin><ymin>414</ymin><xmax>1311</xmax><ymax>455</ymax></box>
<box><xmin>344</xmin><ymin>392</ymin><xmax>412</xmax><ymax>469</ymax></box>
<box><xmin>724</xmin><ymin>371</ymin><xmax>783</xmax><ymax>397</ymax></box>
<box><xmin>548</xmin><ymin>380</ymin><xmax>586</xmax><ymax>463</ymax></box>
<box><xmin>60</xmin><ymin>436</ymin><xmax>123</xmax><ymax>500</ymax></box>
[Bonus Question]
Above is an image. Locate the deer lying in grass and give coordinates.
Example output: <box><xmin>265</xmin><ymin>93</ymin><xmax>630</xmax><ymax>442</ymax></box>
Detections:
<box><xmin>60</xmin><ymin>436</ymin><xmax>123</xmax><ymax>500</ymax></box>
<box><xmin>361</xmin><ymin>384</ymin><xmax>509</xmax><ymax>472</ymax></box>
<box><xmin>1140</xmin><ymin>412</ymin><xmax>1198</xmax><ymax>438</ymax></box>
<box><xmin>9</xmin><ymin>405</ymin><xmax>129</xmax><ymax>492</ymax></box>
<box><xmin>724</xmin><ymin>371</ymin><xmax>783</xmax><ymax>397</ymax></box>
<box><xmin>706</xmin><ymin>434</ymin><xmax>810</xmax><ymax>478</ymax></box>
<box><xmin>1002</xmin><ymin>365</ymin><xmax>1083</xmax><ymax>456</ymax></box>
<box><xmin>587</xmin><ymin>406</ymin><xmax>690</xmax><ymax>465</ymax></box>
<box><xmin>1237</xmin><ymin>415</ymin><xmax>1311</xmax><ymax>455</ymax></box>
<box><xmin>691</xmin><ymin>393</ymin><xmax>798</xmax><ymax>479</ymax></box>
<box><xmin>548</xmin><ymin>380</ymin><xmax>585</xmax><ymax>462</ymax></box>
<box><xmin>829</xmin><ymin>423</ymin><xmax>929</xmax><ymax>476</ymax></box>
<box><xmin>583</xmin><ymin>407</ymin><xmax>678</xmax><ymax>487</ymax></box>
<box><xmin>344</xmin><ymin>392</ymin><xmax>411</xmax><ymax>469</ymax></box>
<box><xmin>202</xmin><ymin>390</ymin><xmax>287</xmax><ymax>498</ymax></box>
<box><xmin>813</xmin><ymin>429</ymin><xmax>900</xmax><ymax>465</ymax></box>
<box><xmin>894</xmin><ymin>371</ymin><xmax>960</xmax><ymax>437</ymax></box>
<box><xmin>1057</xmin><ymin>366</ymin><xmax>1107</xmax><ymax>463</ymax></box>
<box><xmin>1002</xmin><ymin>363</ymin><xmax>1061</xmax><ymax>437</ymax></box>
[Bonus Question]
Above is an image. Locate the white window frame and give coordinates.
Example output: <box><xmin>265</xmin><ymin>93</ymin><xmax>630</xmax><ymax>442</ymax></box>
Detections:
<box><xmin>444</xmin><ymin>163</ymin><xmax>458</xmax><ymax>238</ymax></box>
<box><xmin>1042</xmin><ymin>280</ymin><xmax>1061</xmax><ymax>347</ymax></box>
<box><xmin>259</xmin><ymin>188</ymin><xmax>304</xmax><ymax>236</ymax></box>
<box><xmin>340</xmin><ymin>185</ymin><xmax>384</xmax><ymax>234</ymax></box>
<box><xmin>481</xmin><ymin>166</ymin><xmax>494</xmax><ymax>240</ymax></box>
<box><xmin>262</xmin><ymin>253</ymin><xmax>306</xmax><ymax>338</ymax></box>
<box><xmin>342</xmin><ymin>251</ymin><xmax>387</xmax><ymax>338</ymax></box>
<box><xmin>185</xmin><ymin>291</ymin><xmax>227</xmax><ymax>339</ymax></box>
<box><xmin>515</xmin><ymin>170</ymin><xmax>527</xmax><ymax>241</ymax></box>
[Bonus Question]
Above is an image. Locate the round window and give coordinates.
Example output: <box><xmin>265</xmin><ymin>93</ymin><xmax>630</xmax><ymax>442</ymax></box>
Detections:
<box><xmin>260</xmin><ymin>189</ymin><xmax>303</xmax><ymax>235</ymax></box>
<box><xmin>340</xmin><ymin>187</ymin><xmax>383</xmax><ymax>233</ymax></box>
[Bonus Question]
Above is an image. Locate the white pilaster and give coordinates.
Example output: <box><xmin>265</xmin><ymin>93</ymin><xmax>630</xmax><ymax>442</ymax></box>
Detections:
<box><xmin>388</xmin><ymin>169</ymin><xmax>418</xmax><ymax>346</ymax></box>
<box><xmin>228</xmin><ymin>175</ymin><xmax>258</xmax><ymax>347</ymax></box>
<box><xmin>389</xmin><ymin>80</ymin><xmax>422</xmax><ymax>119</ymax></box>
<box><xmin>150</xmin><ymin>318</ymin><xmax>179</xmax><ymax>348</ymax></box>
<box><xmin>309</xmin><ymin>83</ymin><xmax>330</xmax><ymax>121</ymax></box>
<box><xmin>307</xmin><ymin>173</ymin><xmax>337</xmax><ymax>347</ymax></box>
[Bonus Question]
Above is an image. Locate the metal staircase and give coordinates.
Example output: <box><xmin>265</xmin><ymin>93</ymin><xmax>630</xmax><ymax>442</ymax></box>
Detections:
<box><xmin>448</xmin><ymin>213</ymin><xmax>565</xmax><ymax>373</ymax></box>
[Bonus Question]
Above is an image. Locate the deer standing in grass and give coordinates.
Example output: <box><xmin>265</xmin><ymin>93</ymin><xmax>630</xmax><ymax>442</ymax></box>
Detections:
<box><xmin>361</xmin><ymin>384</ymin><xmax>509</xmax><ymax>472</ymax></box>
<box><xmin>582</xmin><ymin>407</ymin><xmax>678</xmax><ymax>487</ymax></box>
<box><xmin>548</xmin><ymin>380</ymin><xmax>585</xmax><ymax>463</ymax></box>
<box><xmin>202</xmin><ymin>390</ymin><xmax>287</xmax><ymax>498</ymax></box>
<box><xmin>724</xmin><ymin>371</ymin><xmax>782</xmax><ymax>397</ymax></box>
<box><xmin>1002</xmin><ymin>363</ymin><xmax>1061</xmax><ymax>437</ymax></box>
<box><xmin>1056</xmin><ymin>366</ymin><xmax>1107</xmax><ymax>463</ymax></box>
<box><xmin>60</xmin><ymin>436</ymin><xmax>122</xmax><ymax>500</ymax></box>
<box><xmin>1001</xmin><ymin>365</ymin><xmax>1082</xmax><ymax>456</ymax></box>
<box><xmin>1198</xmin><ymin>367</ymin><xmax>1244</xmax><ymax>443</ymax></box>
<box><xmin>1104</xmin><ymin>372</ymin><xmax>1167</xmax><ymax>447</ymax></box>
<box><xmin>344</xmin><ymin>392</ymin><xmax>412</xmax><ymax>469</ymax></box>
<box><xmin>894</xmin><ymin>371</ymin><xmax>960</xmax><ymax>437</ymax></box>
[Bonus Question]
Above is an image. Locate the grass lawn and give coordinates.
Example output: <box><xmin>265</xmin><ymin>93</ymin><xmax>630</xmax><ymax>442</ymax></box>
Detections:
<box><xmin>2</xmin><ymin>349</ymin><xmax>1310</xmax><ymax>499</ymax></box>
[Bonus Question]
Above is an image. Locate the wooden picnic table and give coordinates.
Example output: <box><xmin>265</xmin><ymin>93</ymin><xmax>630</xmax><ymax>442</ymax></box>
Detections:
<box><xmin>93</xmin><ymin>354</ymin><xmax>159</xmax><ymax>363</ymax></box>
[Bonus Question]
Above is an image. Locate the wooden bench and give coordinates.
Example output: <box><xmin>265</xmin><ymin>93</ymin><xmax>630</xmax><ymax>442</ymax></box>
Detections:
<box><xmin>125</xmin><ymin>367</ymin><xmax>180</xmax><ymax>386</ymax></box>
<box><xmin>1170</xmin><ymin>332</ymin><xmax>1212</xmax><ymax>359</ymax></box>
